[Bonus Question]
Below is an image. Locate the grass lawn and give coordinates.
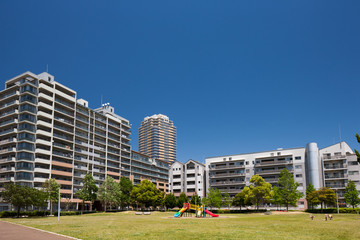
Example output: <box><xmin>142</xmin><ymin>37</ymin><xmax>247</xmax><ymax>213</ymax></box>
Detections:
<box><xmin>2</xmin><ymin>211</ymin><xmax>360</xmax><ymax>240</ymax></box>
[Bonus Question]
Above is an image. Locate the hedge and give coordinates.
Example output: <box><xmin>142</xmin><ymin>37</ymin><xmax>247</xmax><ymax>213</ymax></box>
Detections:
<box><xmin>0</xmin><ymin>210</ymin><xmax>97</xmax><ymax>218</ymax></box>
<box><xmin>305</xmin><ymin>208</ymin><xmax>360</xmax><ymax>214</ymax></box>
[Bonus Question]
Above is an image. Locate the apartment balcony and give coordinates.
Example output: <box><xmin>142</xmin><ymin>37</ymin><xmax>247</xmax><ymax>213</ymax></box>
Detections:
<box><xmin>0</xmin><ymin>90</ymin><xmax>19</xmax><ymax>101</ymax></box>
<box><xmin>0</xmin><ymin>128</ymin><xmax>17</xmax><ymax>136</ymax></box>
<box><xmin>54</xmin><ymin>107</ymin><xmax>74</xmax><ymax>118</ymax></box>
<box><xmin>107</xmin><ymin>171</ymin><xmax>120</xmax><ymax>177</ymax></box>
<box><xmin>0</xmin><ymin>100</ymin><xmax>19</xmax><ymax>110</ymax></box>
<box><xmin>255</xmin><ymin>160</ymin><xmax>293</xmax><ymax>167</ymax></box>
<box><xmin>211</xmin><ymin>180</ymin><xmax>245</xmax><ymax>187</ymax></box>
<box><xmin>55</xmin><ymin>89</ymin><xmax>75</xmax><ymax>102</ymax></box>
<box><xmin>34</xmin><ymin>157</ymin><xmax>50</xmax><ymax>164</ymax></box>
<box><xmin>54</xmin><ymin>124</ymin><xmax>74</xmax><ymax>134</ymax></box>
<box><xmin>210</xmin><ymin>165</ymin><xmax>245</xmax><ymax>170</ymax></box>
<box><xmin>54</xmin><ymin>116</ymin><xmax>73</xmax><ymax>126</ymax></box>
<box><xmin>60</xmin><ymin>189</ymin><xmax>73</xmax><ymax>194</ymax></box>
<box><xmin>326</xmin><ymin>184</ymin><xmax>346</xmax><ymax>189</ymax></box>
<box><xmin>52</xmin><ymin>160</ymin><xmax>73</xmax><ymax>169</ymax></box>
<box><xmin>264</xmin><ymin>178</ymin><xmax>279</xmax><ymax>183</ymax></box>
<box><xmin>324</xmin><ymin>174</ymin><xmax>348</xmax><ymax>180</ymax></box>
<box><xmin>56</xmin><ymin>179</ymin><xmax>73</xmax><ymax>186</ymax></box>
<box><xmin>0</xmin><ymin>109</ymin><xmax>18</xmax><ymax>119</ymax></box>
<box><xmin>38</xmin><ymin>101</ymin><xmax>53</xmax><ymax>110</ymax></box>
<box><xmin>210</xmin><ymin>172</ymin><xmax>246</xmax><ymax>178</ymax></box>
<box><xmin>323</xmin><ymin>155</ymin><xmax>346</xmax><ymax>161</ymax></box>
<box><xmin>34</xmin><ymin>139</ymin><xmax>50</xmax><ymax>147</ymax></box>
<box><xmin>39</xmin><ymin>83</ymin><xmax>54</xmax><ymax>92</ymax></box>
<box><xmin>324</xmin><ymin>164</ymin><xmax>348</xmax><ymax>170</ymax></box>
<box><xmin>0</xmin><ymin>177</ymin><xmax>15</xmax><ymax>182</ymax></box>
<box><xmin>36</xmin><ymin>129</ymin><xmax>51</xmax><ymax>137</ymax></box>
<box><xmin>51</xmin><ymin>170</ymin><xmax>73</xmax><ymax>177</ymax></box>
<box><xmin>38</xmin><ymin>92</ymin><xmax>53</xmax><ymax>102</ymax></box>
<box><xmin>34</xmin><ymin>167</ymin><xmax>50</xmax><ymax>174</ymax></box>
<box><xmin>0</xmin><ymin>166</ymin><xmax>15</xmax><ymax>173</ymax></box>
<box><xmin>257</xmin><ymin>169</ymin><xmax>293</xmax><ymax>176</ymax></box>
<box><xmin>33</xmin><ymin>177</ymin><xmax>47</xmax><ymax>183</ymax></box>
<box><xmin>0</xmin><ymin>156</ymin><xmax>15</xmax><ymax>163</ymax></box>
<box><xmin>53</xmin><ymin>133</ymin><xmax>73</xmax><ymax>143</ymax></box>
<box><xmin>37</xmin><ymin>110</ymin><xmax>53</xmax><ymax>119</ymax></box>
<box><xmin>0</xmin><ymin>147</ymin><xmax>16</xmax><ymax>155</ymax></box>
<box><xmin>121</xmin><ymin>141</ymin><xmax>130</xmax><ymax>147</ymax></box>
<box><xmin>37</xmin><ymin>120</ymin><xmax>52</xmax><ymax>129</ymax></box>
<box><xmin>0</xmin><ymin>118</ymin><xmax>18</xmax><ymax>127</ymax></box>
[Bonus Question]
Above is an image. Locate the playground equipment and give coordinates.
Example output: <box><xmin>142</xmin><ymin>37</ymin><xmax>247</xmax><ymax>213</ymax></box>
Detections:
<box><xmin>174</xmin><ymin>203</ymin><xmax>219</xmax><ymax>218</ymax></box>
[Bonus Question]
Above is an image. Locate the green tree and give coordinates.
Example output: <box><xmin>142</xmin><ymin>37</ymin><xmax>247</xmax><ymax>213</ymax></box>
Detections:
<box><xmin>119</xmin><ymin>176</ymin><xmax>133</xmax><ymax>209</ymax></box>
<box><xmin>204</xmin><ymin>188</ymin><xmax>222</xmax><ymax>209</ymax></box>
<box><xmin>75</xmin><ymin>173</ymin><xmax>98</xmax><ymax>211</ymax></box>
<box><xmin>130</xmin><ymin>180</ymin><xmax>164</xmax><ymax>209</ymax></box>
<box><xmin>42</xmin><ymin>178</ymin><xmax>59</xmax><ymax>215</ymax></box>
<box><xmin>97</xmin><ymin>176</ymin><xmax>120</xmax><ymax>211</ymax></box>
<box><xmin>177</xmin><ymin>192</ymin><xmax>188</xmax><ymax>208</ymax></box>
<box><xmin>305</xmin><ymin>183</ymin><xmax>318</xmax><ymax>209</ymax></box>
<box><xmin>354</xmin><ymin>133</ymin><xmax>360</xmax><ymax>163</ymax></box>
<box><xmin>316</xmin><ymin>187</ymin><xmax>336</xmax><ymax>212</ymax></box>
<box><xmin>29</xmin><ymin>188</ymin><xmax>48</xmax><ymax>210</ymax></box>
<box><xmin>277</xmin><ymin>169</ymin><xmax>302</xmax><ymax>211</ymax></box>
<box><xmin>190</xmin><ymin>193</ymin><xmax>201</xmax><ymax>206</ymax></box>
<box><xmin>344</xmin><ymin>180</ymin><xmax>360</xmax><ymax>208</ymax></box>
<box><xmin>164</xmin><ymin>193</ymin><xmax>177</xmax><ymax>209</ymax></box>
<box><xmin>248</xmin><ymin>175</ymin><xmax>273</xmax><ymax>210</ymax></box>
<box><xmin>272</xmin><ymin>186</ymin><xmax>282</xmax><ymax>210</ymax></box>
<box><xmin>222</xmin><ymin>191</ymin><xmax>231</xmax><ymax>208</ymax></box>
<box><xmin>232</xmin><ymin>190</ymin><xmax>247</xmax><ymax>210</ymax></box>
<box><xmin>2</xmin><ymin>183</ymin><xmax>33</xmax><ymax>217</ymax></box>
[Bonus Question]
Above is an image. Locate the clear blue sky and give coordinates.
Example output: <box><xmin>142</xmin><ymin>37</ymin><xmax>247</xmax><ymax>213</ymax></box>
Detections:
<box><xmin>1</xmin><ymin>1</ymin><xmax>360</xmax><ymax>163</ymax></box>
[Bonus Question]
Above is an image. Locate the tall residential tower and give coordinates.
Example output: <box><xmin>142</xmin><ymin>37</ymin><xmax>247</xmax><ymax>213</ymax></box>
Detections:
<box><xmin>138</xmin><ymin>114</ymin><xmax>176</xmax><ymax>163</ymax></box>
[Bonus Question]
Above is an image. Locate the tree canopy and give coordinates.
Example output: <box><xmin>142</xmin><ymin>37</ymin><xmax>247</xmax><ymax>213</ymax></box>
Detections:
<box><xmin>130</xmin><ymin>180</ymin><xmax>164</xmax><ymax>209</ymax></box>
<box><xmin>177</xmin><ymin>192</ymin><xmax>188</xmax><ymax>208</ymax></box>
<box><xmin>164</xmin><ymin>193</ymin><xmax>177</xmax><ymax>209</ymax></box>
<box><xmin>42</xmin><ymin>178</ymin><xmax>59</xmax><ymax>215</ymax></box>
<box><xmin>190</xmin><ymin>193</ymin><xmax>201</xmax><ymax>206</ymax></box>
<box><xmin>316</xmin><ymin>187</ymin><xmax>336</xmax><ymax>211</ymax></box>
<box><xmin>232</xmin><ymin>190</ymin><xmax>247</xmax><ymax>210</ymax></box>
<box><xmin>75</xmin><ymin>173</ymin><xmax>98</xmax><ymax>211</ymax></box>
<box><xmin>119</xmin><ymin>176</ymin><xmax>133</xmax><ymax>209</ymax></box>
<box><xmin>248</xmin><ymin>175</ymin><xmax>273</xmax><ymax>210</ymax></box>
<box><xmin>276</xmin><ymin>169</ymin><xmax>302</xmax><ymax>211</ymax></box>
<box><xmin>97</xmin><ymin>176</ymin><xmax>120</xmax><ymax>211</ymax></box>
<box><xmin>305</xmin><ymin>183</ymin><xmax>319</xmax><ymax>209</ymax></box>
<box><xmin>203</xmin><ymin>188</ymin><xmax>222</xmax><ymax>209</ymax></box>
<box><xmin>344</xmin><ymin>180</ymin><xmax>360</xmax><ymax>208</ymax></box>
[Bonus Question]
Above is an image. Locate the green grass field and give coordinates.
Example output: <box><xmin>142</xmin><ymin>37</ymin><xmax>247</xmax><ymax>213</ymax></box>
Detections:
<box><xmin>2</xmin><ymin>211</ymin><xmax>360</xmax><ymax>240</ymax></box>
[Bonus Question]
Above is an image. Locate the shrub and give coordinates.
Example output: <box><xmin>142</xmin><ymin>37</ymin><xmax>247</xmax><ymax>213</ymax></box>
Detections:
<box><xmin>305</xmin><ymin>208</ymin><xmax>360</xmax><ymax>214</ymax></box>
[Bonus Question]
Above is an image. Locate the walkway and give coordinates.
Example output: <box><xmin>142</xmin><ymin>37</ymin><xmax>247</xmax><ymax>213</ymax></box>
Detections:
<box><xmin>0</xmin><ymin>220</ymin><xmax>79</xmax><ymax>240</ymax></box>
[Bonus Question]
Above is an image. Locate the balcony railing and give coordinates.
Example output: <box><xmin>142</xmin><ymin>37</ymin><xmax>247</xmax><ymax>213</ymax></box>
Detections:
<box><xmin>211</xmin><ymin>181</ymin><xmax>245</xmax><ymax>186</ymax></box>
<box><xmin>256</xmin><ymin>160</ymin><xmax>293</xmax><ymax>166</ymax></box>
<box><xmin>323</xmin><ymin>155</ymin><xmax>346</xmax><ymax>160</ymax></box>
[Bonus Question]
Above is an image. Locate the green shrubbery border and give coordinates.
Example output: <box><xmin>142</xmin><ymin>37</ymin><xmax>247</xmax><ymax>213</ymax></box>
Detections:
<box><xmin>0</xmin><ymin>210</ymin><xmax>98</xmax><ymax>218</ymax></box>
<box><xmin>305</xmin><ymin>208</ymin><xmax>360</xmax><ymax>214</ymax></box>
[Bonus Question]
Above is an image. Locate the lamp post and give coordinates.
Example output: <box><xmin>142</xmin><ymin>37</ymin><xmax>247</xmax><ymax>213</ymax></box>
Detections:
<box><xmin>58</xmin><ymin>188</ymin><xmax>60</xmax><ymax>221</ymax></box>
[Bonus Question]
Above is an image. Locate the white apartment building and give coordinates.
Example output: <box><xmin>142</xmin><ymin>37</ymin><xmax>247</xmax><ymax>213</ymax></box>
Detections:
<box><xmin>206</xmin><ymin>142</ymin><xmax>360</xmax><ymax>207</ymax></box>
<box><xmin>169</xmin><ymin>160</ymin><xmax>205</xmax><ymax>198</ymax></box>
<box><xmin>0</xmin><ymin>71</ymin><xmax>131</xmax><ymax>211</ymax></box>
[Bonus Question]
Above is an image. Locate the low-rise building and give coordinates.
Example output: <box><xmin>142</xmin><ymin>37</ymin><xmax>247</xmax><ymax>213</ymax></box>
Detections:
<box><xmin>169</xmin><ymin>160</ymin><xmax>205</xmax><ymax>198</ymax></box>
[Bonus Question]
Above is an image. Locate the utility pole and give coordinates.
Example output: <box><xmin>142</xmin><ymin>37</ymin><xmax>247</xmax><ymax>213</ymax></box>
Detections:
<box><xmin>58</xmin><ymin>188</ymin><xmax>60</xmax><ymax>221</ymax></box>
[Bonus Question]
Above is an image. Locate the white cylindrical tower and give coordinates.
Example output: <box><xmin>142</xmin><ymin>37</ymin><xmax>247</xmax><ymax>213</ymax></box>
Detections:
<box><xmin>305</xmin><ymin>142</ymin><xmax>321</xmax><ymax>189</ymax></box>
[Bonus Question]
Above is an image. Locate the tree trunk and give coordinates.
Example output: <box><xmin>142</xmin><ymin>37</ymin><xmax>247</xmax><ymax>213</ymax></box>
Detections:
<box><xmin>321</xmin><ymin>202</ymin><xmax>323</xmax><ymax>212</ymax></box>
<box><xmin>286</xmin><ymin>204</ymin><xmax>288</xmax><ymax>212</ymax></box>
<box><xmin>50</xmin><ymin>200</ymin><xmax>53</xmax><ymax>215</ymax></box>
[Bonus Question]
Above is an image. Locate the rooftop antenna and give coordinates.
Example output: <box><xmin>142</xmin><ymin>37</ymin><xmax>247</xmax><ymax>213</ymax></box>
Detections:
<box><xmin>338</xmin><ymin>123</ymin><xmax>342</xmax><ymax>149</ymax></box>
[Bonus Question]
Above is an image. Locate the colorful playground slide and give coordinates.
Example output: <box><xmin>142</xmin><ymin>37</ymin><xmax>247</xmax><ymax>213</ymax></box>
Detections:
<box><xmin>174</xmin><ymin>203</ymin><xmax>189</xmax><ymax>217</ymax></box>
<box><xmin>204</xmin><ymin>209</ymin><xmax>219</xmax><ymax>217</ymax></box>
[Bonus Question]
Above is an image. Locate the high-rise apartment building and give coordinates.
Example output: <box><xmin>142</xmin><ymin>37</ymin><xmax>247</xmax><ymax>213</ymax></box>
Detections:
<box><xmin>138</xmin><ymin>114</ymin><xmax>176</xmax><ymax>163</ymax></box>
<box><xmin>0</xmin><ymin>71</ymin><xmax>132</xmax><ymax>210</ymax></box>
<box><xmin>206</xmin><ymin>142</ymin><xmax>360</xmax><ymax>208</ymax></box>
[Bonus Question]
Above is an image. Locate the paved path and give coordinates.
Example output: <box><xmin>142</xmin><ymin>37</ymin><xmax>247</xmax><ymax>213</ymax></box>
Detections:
<box><xmin>0</xmin><ymin>220</ymin><xmax>79</xmax><ymax>240</ymax></box>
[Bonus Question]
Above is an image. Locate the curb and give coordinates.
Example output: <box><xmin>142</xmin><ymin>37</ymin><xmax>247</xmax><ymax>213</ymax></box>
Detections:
<box><xmin>0</xmin><ymin>220</ymin><xmax>82</xmax><ymax>240</ymax></box>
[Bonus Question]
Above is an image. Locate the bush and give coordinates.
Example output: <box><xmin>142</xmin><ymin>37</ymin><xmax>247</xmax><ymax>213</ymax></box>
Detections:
<box><xmin>208</xmin><ymin>209</ymin><xmax>267</xmax><ymax>214</ymax></box>
<box><xmin>305</xmin><ymin>208</ymin><xmax>360</xmax><ymax>214</ymax></box>
<box><xmin>0</xmin><ymin>210</ymin><xmax>97</xmax><ymax>218</ymax></box>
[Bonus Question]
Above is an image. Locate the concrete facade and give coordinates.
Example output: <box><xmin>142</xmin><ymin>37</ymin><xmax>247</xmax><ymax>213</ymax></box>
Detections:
<box><xmin>169</xmin><ymin>160</ymin><xmax>205</xmax><ymax>198</ymax></box>
<box><xmin>206</xmin><ymin>141</ymin><xmax>360</xmax><ymax>207</ymax></box>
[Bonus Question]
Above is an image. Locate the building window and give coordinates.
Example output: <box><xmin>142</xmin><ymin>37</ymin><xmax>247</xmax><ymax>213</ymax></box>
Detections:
<box><xmin>246</xmin><ymin>169</ymin><xmax>249</xmax><ymax>173</ymax></box>
<box><xmin>349</xmin><ymin>171</ymin><xmax>359</xmax><ymax>175</ymax></box>
<box><xmin>229</xmin><ymin>157</ymin><xmax>232</xmax><ymax>161</ymax></box>
<box><xmin>295</xmin><ymin>156</ymin><xmax>301</xmax><ymax>160</ymax></box>
<box><xmin>295</xmin><ymin>165</ymin><xmax>302</xmax><ymax>169</ymax></box>
<box><xmin>296</xmin><ymin>174</ymin><xmax>302</xmax><ymax>178</ymax></box>
<box><xmin>223</xmin><ymin>158</ymin><xmax>226</xmax><ymax>161</ymax></box>
<box><xmin>277</xmin><ymin>152</ymin><xmax>281</xmax><ymax>156</ymax></box>
<box><xmin>246</xmin><ymin>161</ymin><xmax>249</xmax><ymax>165</ymax></box>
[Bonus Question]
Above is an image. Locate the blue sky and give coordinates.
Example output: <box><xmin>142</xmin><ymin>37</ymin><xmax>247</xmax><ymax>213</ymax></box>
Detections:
<box><xmin>1</xmin><ymin>1</ymin><xmax>360</xmax><ymax>163</ymax></box>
